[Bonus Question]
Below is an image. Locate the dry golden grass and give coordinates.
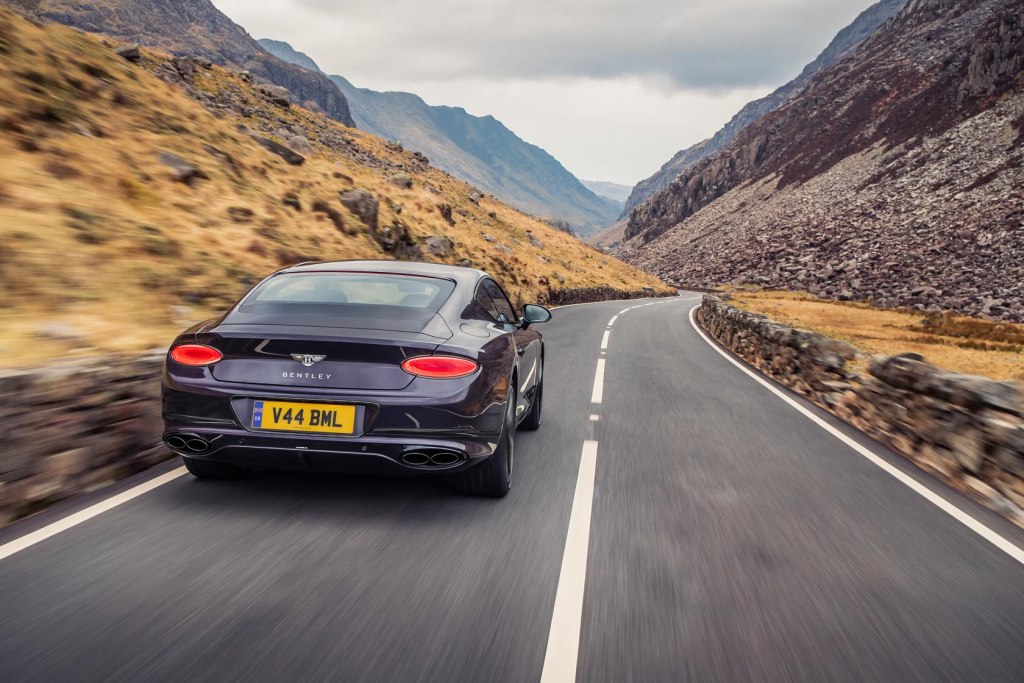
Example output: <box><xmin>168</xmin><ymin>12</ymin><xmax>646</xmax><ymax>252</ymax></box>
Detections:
<box><xmin>0</xmin><ymin>10</ymin><xmax>668</xmax><ymax>367</ymax></box>
<box><xmin>730</xmin><ymin>290</ymin><xmax>1024</xmax><ymax>381</ymax></box>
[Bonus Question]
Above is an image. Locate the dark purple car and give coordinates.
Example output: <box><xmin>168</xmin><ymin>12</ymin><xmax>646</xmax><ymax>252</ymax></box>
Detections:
<box><xmin>161</xmin><ymin>260</ymin><xmax>551</xmax><ymax>497</ymax></box>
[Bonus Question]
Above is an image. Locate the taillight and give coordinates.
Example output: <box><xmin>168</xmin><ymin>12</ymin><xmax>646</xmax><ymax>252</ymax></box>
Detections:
<box><xmin>170</xmin><ymin>344</ymin><xmax>223</xmax><ymax>366</ymax></box>
<box><xmin>401</xmin><ymin>355</ymin><xmax>478</xmax><ymax>379</ymax></box>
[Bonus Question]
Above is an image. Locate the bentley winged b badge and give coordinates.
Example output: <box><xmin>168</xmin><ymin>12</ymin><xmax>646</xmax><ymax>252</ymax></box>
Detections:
<box><xmin>291</xmin><ymin>354</ymin><xmax>326</xmax><ymax>367</ymax></box>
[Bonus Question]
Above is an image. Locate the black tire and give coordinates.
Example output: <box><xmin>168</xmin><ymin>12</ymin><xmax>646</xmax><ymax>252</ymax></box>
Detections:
<box><xmin>519</xmin><ymin>358</ymin><xmax>543</xmax><ymax>431</ymax></box>
<box><xmin>182</xmin><ymin>456</ymin><xmax>248</xmax><ymax>480</ymax></box>
<box><xmin>455</xmin><ymin>390</ymin><xmax>514</xmax><ymax>497</ymax></box>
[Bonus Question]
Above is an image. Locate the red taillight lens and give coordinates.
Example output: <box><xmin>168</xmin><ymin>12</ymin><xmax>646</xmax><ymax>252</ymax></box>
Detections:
<box><xmin>170</xmin><ymin>344</ymin><xmax>223</xmax><ymax>366</ymax></box>
<box><xmin>401</xmin><ymin>355</ymin><xmax>478</xmax><ymax>379</ymax></box>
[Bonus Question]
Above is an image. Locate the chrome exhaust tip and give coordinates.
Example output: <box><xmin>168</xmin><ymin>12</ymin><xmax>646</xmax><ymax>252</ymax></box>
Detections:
<box><xmin>402</xmin><ymin>452</ymin><xmax>431</xmax><ymax>466</ymax></box>
<box><xmin>429</xmin><ymin>451</ymin><xmax>461</xmax><ymax>466</ymax></box>
<box><xmin>165</xmin><ymin>434</ymin><xmax>210</xmax><ymax>454</ymax></box>
<box><xmin>165</xmin><ymin>435</ymin><xmax>188</xmax><ymax>451</ymax></box>
<box><xmin>185</xmin><ymin>438</ymin><xmax>210</xmax><ymax>453</ymax></box>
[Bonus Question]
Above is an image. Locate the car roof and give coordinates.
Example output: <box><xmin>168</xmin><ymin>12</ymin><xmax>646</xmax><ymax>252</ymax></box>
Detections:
<box><xmin>279</xmin><ymin>260</ymin><xmax>488</xmax><ymax>287</ymax></box>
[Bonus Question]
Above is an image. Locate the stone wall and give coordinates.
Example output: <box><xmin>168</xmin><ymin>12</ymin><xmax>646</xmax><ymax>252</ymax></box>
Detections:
<box><xmin>545</xmin><ymin>286</ymin><xmax>670</xmax><ymax>306</ymax></box>
<box><xmin>0</xmin><ymin>354</ymin><xmax>170</xmax><ymax>525</ymax></box>
<box><xmin>698</xmin><ymin>295</ymin><xmax>1024</xmax><ymax>526</ymax></box>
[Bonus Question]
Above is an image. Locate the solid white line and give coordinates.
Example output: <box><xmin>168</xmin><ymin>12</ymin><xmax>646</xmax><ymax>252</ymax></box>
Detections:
<box><xmin>540</xmin><ymin>440</ymin><xmax>599</xmax><ymax>683</ymax></box>
<box><xmin>600</xmin><ymin>330</ymin><xmax>610</xmax><ymax>350</ymax></box>
<box><xmin>590</xmin><ymin>359</ymin><xmax>605</xmax><ymax>404</ymax></box>
<box><xmin>608</xmin><ymin>315</ymin><xmax>618</xmax><ymax>327</ymax></box>
<box><xmin>0</xmin><ymin>467</ymin><xmax>188</xmax><ymax>562</ymax></box>
<box><xmin>687</xmin><ymin>306</ymin><xmax>1024</xmax><ymax>567</ymax></box>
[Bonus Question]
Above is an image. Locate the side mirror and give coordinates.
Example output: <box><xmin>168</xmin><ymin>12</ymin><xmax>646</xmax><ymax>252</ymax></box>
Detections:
<box><xmin>521</xmin><ymin>304</ymin><xmax>552</xmax><ymax>328</ymax></box>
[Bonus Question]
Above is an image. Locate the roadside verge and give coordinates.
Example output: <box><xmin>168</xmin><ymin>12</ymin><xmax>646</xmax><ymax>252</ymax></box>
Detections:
<box><xmin>697</xmin><ymin>295</ymin><xmax>1024</xmax><ymax>528</ymax></box>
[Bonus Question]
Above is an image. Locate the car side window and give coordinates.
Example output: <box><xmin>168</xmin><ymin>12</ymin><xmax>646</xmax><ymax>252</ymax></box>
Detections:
<box><xmin>482</xmin><ymin>280</ymin><xmax>518</xmax><ymax>324</ymax></box>
<box><xmin>474</xmin><ymin>283</ymin><xmax>500</xmax><ymax>321</ymax></box>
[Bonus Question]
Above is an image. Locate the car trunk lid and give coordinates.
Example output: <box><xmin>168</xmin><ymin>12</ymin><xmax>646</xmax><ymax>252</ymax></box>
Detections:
<box><xmin>200</xmin><ymin>317</ymin><xmax>451</xmax><ymax>391</ymax></box>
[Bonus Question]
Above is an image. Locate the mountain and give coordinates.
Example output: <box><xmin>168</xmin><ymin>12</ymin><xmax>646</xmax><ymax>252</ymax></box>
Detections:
<box><xmin>6</xmin><ymin>0</ymin><xmax>354</xmax><ymax>126</ymax></box>
<box><xmin>259</xmin><ymin>39</ymin><xmax>619</xmax><ymax>234</ymax></box>
<box><xmin>581</xmin><ymin>180</ymin><xmax>633</xmax><ymax>205</ymax></box>
<box><xmin>0</xmin><ymin>7</ymin><xmax>667</xmax><ymax>358</ymax></box>
<box><xmin>622</xmin><ymin>0</ymin><xmax>907</xmax><ymax>214</ymax></box>
<box><xmin>620</xmin><ymin>0</ymin><xmax>1024</xmax><ymax>322</ymax></box>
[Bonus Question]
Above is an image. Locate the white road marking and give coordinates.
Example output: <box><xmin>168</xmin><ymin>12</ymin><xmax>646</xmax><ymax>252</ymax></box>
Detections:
<box><xmin>600</xmin><ymin>330</ymin><xmax>610</xmax><ymax>350</ymax></box>
<box><xmin>608</xmin><ymin>315</ymin><xmax>619</xmax><ymax>327</ymax></box>
<box><xmin>589</xmin><ymin>414</ymin><xmax>600</xmax><ymax>422</ymax></box>
<box><xmin>688</xmin><ymin>306</ymin><xmax>1024</xmax><ymax>567</ymax></box>
<box><xmin>590</xmin><ymin>359</ymin><xmax>606</xmax><ymax>404</ymax></box>
<box><xmin>618</xmin><ymin>308</ymin><xmax>630</xmax><ymax>315</ymax></box>
<box><xmin>540</xmin><ymin>440</ymin><xmax>599</xmax><ymax>683</ymax></box>
<box><xmin>0</xmin><ymin>467</ymin><xmax>188</xmax><ymax>562</ymax></box>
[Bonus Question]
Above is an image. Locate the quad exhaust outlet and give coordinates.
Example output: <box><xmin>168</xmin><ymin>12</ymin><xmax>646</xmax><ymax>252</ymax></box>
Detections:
<box><xmin>165</xmin><ymin>433</ymin><xmax>210</xmax><ymax>454</ymax></box>
<box><xmin>401</xmin><ymin>449</ymin><xmax>465</xmax><ymax>468</ymax></box>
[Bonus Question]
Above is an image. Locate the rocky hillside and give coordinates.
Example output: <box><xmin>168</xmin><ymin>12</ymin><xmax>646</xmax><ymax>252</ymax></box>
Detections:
<box><xmin>259</xmin><ymin>39</ymin><xmax>619</xmax><ymax>234</ymax></box>
<box><xmin>0</xmin><ymin>8</ymin><xmax>667</xmax><ymax>365</ymax></box>
<box><xmin>621</xmin><ymin>0</ymin><xmax>1024</xmax><ymax>322</ymax></box>
<box><xmin>6</xmin><ymin>0</ymin><xmax>355</xmax><ymax>126</ymax></box>
<box><xmin>622</xmin><ymin>0</ymin><xmax>907</xmax><ymax>214</ymax></box>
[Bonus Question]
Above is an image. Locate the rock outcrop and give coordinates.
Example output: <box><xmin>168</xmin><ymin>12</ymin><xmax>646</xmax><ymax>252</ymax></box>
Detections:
<box><xmin>623</xmin><ymin>0</ymin><xmax>1024</xmax><ymax>322</ymax></box>
<box><xmin>622</xmin><ymin>0</ymin><xmax>908</xmax><ymax>214</ymax></box>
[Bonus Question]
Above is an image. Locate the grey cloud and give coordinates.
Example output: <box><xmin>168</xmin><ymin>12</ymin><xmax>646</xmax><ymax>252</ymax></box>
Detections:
<box><xmin>217</xmin><ymin>0</ymin><xmax>881</xmax><ymax>90</ymax></box>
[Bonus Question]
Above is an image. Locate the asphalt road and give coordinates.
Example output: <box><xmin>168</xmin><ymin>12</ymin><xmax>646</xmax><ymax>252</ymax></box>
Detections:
<box><xmin>2</xmin><ymin>294</ymin><xmax>1024</xmax><ymax>682</ymax></box>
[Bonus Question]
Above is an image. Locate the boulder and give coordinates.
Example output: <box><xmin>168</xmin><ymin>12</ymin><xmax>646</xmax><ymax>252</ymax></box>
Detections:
<box><xmin>255</xmin><ymin>136</ymin><xmax>304</xmax><ymax>165</ymax></box>
<box><xmin>157</xmin><ymin>152</ymin><xmax>207</xmax><ymax>185</ymax></box>
<box><xmin>339</xmin><ymin>190</ymin><xmax>379</xmax><ymax>230</ymax></box>
<box><xmin>286</xmin><ymin>135</ymin><xmax>314</xmax><ymax>157</ymax></box>
<box><xmin>424</xmin><ymin>236</ymin><xmax>454</xmax><ymax>257</ymax></box>
<box><xmin>390</xmin><ymin>174</ymin><xmax>413</xmax><ymax>189</ymax></box>
<box><xmin>115</xmin><ymin>44</ymin><xmax>141</xmax><ymax>62</ymax></box>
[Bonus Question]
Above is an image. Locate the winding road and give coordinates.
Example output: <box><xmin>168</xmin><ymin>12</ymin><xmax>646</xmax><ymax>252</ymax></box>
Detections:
<box><xmin>2</xmin><ymin>295</ymin><xmax>1024</xmax><ymax>682</ymax></box>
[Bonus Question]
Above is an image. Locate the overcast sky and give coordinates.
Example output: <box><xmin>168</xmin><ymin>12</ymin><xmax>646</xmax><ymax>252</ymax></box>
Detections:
<box><xmin>213</xmin><ymin>0</ymin><xmax>880</xmax><ymax>185</ymax></box>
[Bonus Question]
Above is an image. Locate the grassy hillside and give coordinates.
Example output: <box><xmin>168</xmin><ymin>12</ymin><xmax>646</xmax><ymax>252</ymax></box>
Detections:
<box><xmin>732</xmin><ymin>291</ymin><xmax>1024</xmax><ymax>381</ymax></box>
<box><xmin>0</xmin><ymin>9</ymin><xmax>667</xmax><ymax>367</ymax></box>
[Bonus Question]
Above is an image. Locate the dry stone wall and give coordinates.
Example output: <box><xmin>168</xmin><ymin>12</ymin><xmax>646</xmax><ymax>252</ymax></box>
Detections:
<box><xmin>545</xmin><ymin>286</ymin><xmax>669</xmax><ymax>306</ymax></box>
<box><xmin>699</xmin><ymin>295</ymin><xmax>1024</xmax><ymax>526</ymax></box>
<box><xmin>0</xmin><ymin>354</ymin><xmax>169</xmax><ymax>525</ymax></box>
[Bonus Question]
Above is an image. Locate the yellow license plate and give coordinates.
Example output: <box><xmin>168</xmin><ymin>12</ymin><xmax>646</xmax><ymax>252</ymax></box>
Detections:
<box><xmin>252</xmin><ymin>400</ymin><xmax>357</xmax><ymax>435</ymax></box>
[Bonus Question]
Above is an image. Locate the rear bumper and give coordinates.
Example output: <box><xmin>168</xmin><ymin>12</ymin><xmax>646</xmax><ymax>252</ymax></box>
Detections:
<box><xmin>161</xmin><ymin>358</ymin><xmax>508</xmax><ymax>475</ymax></box>
<box><xmin>161</xmin><ymin>424</ymin><xmax>498</xmax><ymax>475</ymax></box>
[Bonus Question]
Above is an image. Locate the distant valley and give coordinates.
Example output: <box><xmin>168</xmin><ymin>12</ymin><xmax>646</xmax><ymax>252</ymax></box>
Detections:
<box><xmin>259</xmin><ymin>39</ymin><xmax>619</xmax><ymax>234</ymax></box>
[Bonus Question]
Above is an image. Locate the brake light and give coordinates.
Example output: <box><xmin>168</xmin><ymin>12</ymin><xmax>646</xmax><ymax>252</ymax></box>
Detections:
<box><xmin>170</xmin><ymin>344</ymin><xmax>223</xmax><ymax>366</ymax></box>
<box><xmin>401</xmin><ymin>356</ymin><xmax>478</xmax><ymax>379</ymax></box>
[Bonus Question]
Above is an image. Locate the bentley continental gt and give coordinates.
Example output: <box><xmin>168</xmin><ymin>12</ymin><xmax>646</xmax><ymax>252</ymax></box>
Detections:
<box><xmin>161</xmin><ymin>260</ymin><xmax>551</xmax><ymax>497</ymax></box>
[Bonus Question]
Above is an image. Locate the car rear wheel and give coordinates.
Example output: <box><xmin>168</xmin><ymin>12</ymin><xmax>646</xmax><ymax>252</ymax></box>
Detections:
<box><xmin>519</xmin><ymin>358</ymin><xmax>543</xmax><ymax>431</ymax></box>
<box><xmin>182</xmin><ymin>456</ymin><xmax>249</xmax><ymax>480</ymax></box>
<box><xmin>455</xmin><ymin>390</ymin><xmax>514</xmax><ymax>497</ymax></box>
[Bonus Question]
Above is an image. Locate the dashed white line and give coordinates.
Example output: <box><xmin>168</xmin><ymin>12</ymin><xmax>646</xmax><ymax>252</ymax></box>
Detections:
<box><xmin>600</xmin><ymin>330</ymin><xmax>610</xmax><ymax>350</ymax></box>
<box><xmin>589</xmin><ymin>414</ymin><xmax>600</xmax><ymax>422</ymax></box>
<box><xmin>607</xmin><ymin>315</ymin><xmax>619</xmax><ymax>327</ymax></box>
<box><xmin>590</xmin><ymin>359</ymin><xmax>606</xmax><ymax>404</ymax></box>
<box><xmin>540</xmin><ymin>440</ymin><xmax>599</xmax><ymax>683</ymax></box>
<box><xmin>0</xmin><ymin>467</ymin><xmax>188</xmax><ymax>562</ymax></box>
<box><xmin>687</xmin><ymin>305</ymin><xmax>1024</xmax><ymax>568</ymax></box>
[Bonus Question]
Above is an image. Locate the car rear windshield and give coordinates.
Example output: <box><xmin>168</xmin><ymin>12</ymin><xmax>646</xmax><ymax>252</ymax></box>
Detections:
<box><xmin>223</xmin><ymin>272</ymin><xmax>456</xmax><ymax>327</ymax></box>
